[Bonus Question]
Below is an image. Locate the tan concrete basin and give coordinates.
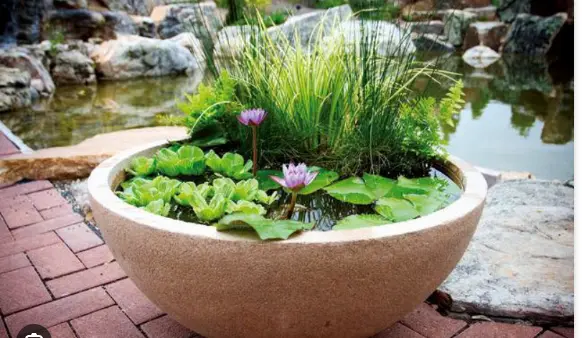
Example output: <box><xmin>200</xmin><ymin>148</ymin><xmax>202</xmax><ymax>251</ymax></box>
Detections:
<box><xmin>88</xmin><ymin>139</ymin><xmax>488</xmax><ymax>338</ymax></box>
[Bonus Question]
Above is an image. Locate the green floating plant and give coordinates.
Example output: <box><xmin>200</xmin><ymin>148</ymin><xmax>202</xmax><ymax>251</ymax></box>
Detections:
<box><xmin>205</xmin><ymin>151</ymin><xmax>253</xmax><ymax>180</ymax></box>
<box><xmin>117</xmin><ymin>176</ymin><xmax>181</xmax><ymax>207</ymax></box>
<box><xmin>216</xmin><ymin>213</ymin><xmax>314</xmax><ymax>240</ymax></box>
<box><xmin>174</xmin><ymin>182</ymin><xmax>212</xmax><ymax>206</ymax></box>
<box><xmin>334</xmin><ymin>214</ymin><xmax>390</xmax><ymax>230</ymax></box>
<box><xmin>155</xmin><ymin>145</ymin><xmax>206</xmax><ymax>177</ymax></box>
<box><xmin>127</xmin><ymin>156</ymin><xmax>156</xmax><ymax>177</ymax></box>
<box><xmin>142</xmin><ymin>199</ymin><xmax>172</xmax><ymax>217</ymax></box>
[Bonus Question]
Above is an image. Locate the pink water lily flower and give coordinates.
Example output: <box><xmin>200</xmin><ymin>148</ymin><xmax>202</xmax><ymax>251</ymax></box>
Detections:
<box><xmin>237</xmin><ymin>108</ymin><xmax>267</xmax><ymax>126</ymax></box>
<box><xmin>270</xmin><ymin>163</ymin><xmax>318</xmax><ymax>192</ymax></box>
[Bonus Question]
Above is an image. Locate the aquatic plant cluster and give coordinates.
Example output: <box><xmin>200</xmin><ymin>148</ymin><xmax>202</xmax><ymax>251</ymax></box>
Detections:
<box><xmin>119</xmin><ymin>15</ymin><xmax>468</xmax><ymax>240</ymax></box>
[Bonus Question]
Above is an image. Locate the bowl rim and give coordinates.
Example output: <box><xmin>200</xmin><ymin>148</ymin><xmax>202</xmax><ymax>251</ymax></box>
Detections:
<box><xmin>88</xmin><ymin>138</ymin><xmax>488</xmax><ymax>244</ymax></box>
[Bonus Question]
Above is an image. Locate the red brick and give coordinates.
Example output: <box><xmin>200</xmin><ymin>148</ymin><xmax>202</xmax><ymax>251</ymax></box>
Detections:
<box><xmin>47</xmin><ymin>262</ymin><xmax>126</xmax><ymax>298</ymax></box>
<box><xmin>5</xmin><ymin>287</ymin><xmax>115</xmax><ymax>336</ymax></box>
<box><xmin>57</xmin><ymin>223</ymin><xmax>103</xmax><ymax>253</ymax></box>
<box><xmin>401</xmin><ymin>303</ymin><xmax>467</xmax><ymax>338</ymax></box>
<box><xmin>457</xmin><ymin>322</ymin><xmax>543</xmax><ymax>338</ymax></box>
<box><xmin>77</xmin><ymin>245</ymin><xmax>115</xmax><ymax>268</ymax></box>
<box><xmin>106</xmin><ymin>278</ymin><xmax>162</xmax><ymax>325</ymax></box>
<box><xmin>0</xmin><ymin>196</ymin><xmax>43</xmax><ymax>229</ymax></box>
<box><xmin>28</xmin><ymin>189</ymin><xmax>68</xmax><ymax>210</ymax></box>
<box><xmin>0</xmin><ymin>181</ymin><xmax>53</xmax><ymax>199</ymax></box>
<box><xmin>551</xmin><ymin>327</ymin><xmax>574</xmax><ymax>338</ymax></box>
<box><xmin>27</xmin><ymin>242</ymin><xmax>84</xmax><ymax>279</ymax></box>
<box><xmin>375</xmin><ymin>323</ymin><xmax>424</xmax><ymax>338</ymax></box>
<box><xmin>540</xmin><ymin>331</ymin><xmax>567</xmax><ymax>338</ymax></box>
<box><xmin>0</xmin><ymin>266</ymin><xmax>52</xmax><ymax>315</ymax></box>
<box><xmin>11</xmin><ymin>213</ymin><xmax>84</xmax><ymax>239</ymax></box>
<box><xmin>71</xmin><ymin>306</ymin><xmax>145</xmax><ymax>338</ymax></box>
<box><xmin>0</xmin><ymin>232</ymin><xmax>61</xmax><ymax>258</ymax></box>
<box><xmin>141</xmin><ymin>315</ymin><xmax>193</xmax><ymax>338</ymax></box>
<box><xmin>40</xmin><ymin>204</ymin><xmax>74</xmax><ymax>220</ymax></box>
<box><xmin>0</xmin><ymin>217</ymin><xmax>11</xmax><ymax>243</ymax></box>
<box><xmin>48</xmin><ymin>322</ymin><xmax>77</xmax><ymax>338</ymax></box>
<box><xmin>0</xmin><ymin>253</ymin><xmax>30</xmax><ymax>274</ymax></box>
<box><xmin>0</xmin><ymin>318</ymin><xmax>7</xmax><ymax>338</ymax></box>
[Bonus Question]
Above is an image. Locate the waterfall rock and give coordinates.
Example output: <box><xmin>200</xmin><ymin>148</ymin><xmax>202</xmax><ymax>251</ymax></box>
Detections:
<box><xmin>501</xmin><ymin>13</ymin><xmax>567</xmax><ymax>56</ymax></box>
<box><xmin>462</xmin><ymin>45</ymin><xmax>501</xmax><ymax>68</ymax></box>
<box><xmin>413</xmin><ymin>33</ymin><xmax>455</xmax><ymax>52</ymax></box>
<box><xmin>463</xmin><ymin>21</ymin><xmax>508</xmax><ymax>51</ymax></box>
<box><xmin>152</xmin><ymin>2</ymin><xmax>223</xmax><ymax>40</ymax></box>
<box><xmin>443</xmin><ymin>9</ymin><xmax>478</xmax><ymax>46</ymax></box>
<box><xmin>406</xmin><ymin>20</ymin><xmax>445</xmax><ymax>35</ymax></box>
<box><xmin>0</xmin><ymin>51</ymin><xmax>55</xmax><ymax>96</ymax></box>
<box><xmin>131</xmin><ymin>16</ymin><xmax>157</xmax><ymax>38</ymax></box>
<box><xmin>168</xmin><ymin>33</ymin><xmax>205</xmax><ymax>61</ymax></box>
<box><xmin>44</xmin><ymin>9</ymin><xmax>117</xmax><ymax>42</ymax></box>
<box><xmin>214</xmin><ymin>25</ymin><xmax>258</xmax><ymax>59</ymax></box>
<box><xmin>107</xmin><ymin>11</ymin><xmax>138</xmax><ymax>36</ymax></box>
<box><xmin>91</xmin><ymin>35</ymin><xmax>203</xmax><ymax>80</ymax></box>
<box><xmin>0</xmin><ymin>67</ymin><xmax>32</xmax><ymax>112</ymax></box>
<box><xmin>51</xmin><ymin>50</ymin><xmax>96</xmax><ymax>85</ymax></box>
<box><xmin>54</xmin><ymin>0</ymin><xmax>88</xmax><ymax>9</ymax></box>
<box><xmin>464</xmin><ymin>5</ymin><xmax>498</xmax><ymax>21</ymax></box>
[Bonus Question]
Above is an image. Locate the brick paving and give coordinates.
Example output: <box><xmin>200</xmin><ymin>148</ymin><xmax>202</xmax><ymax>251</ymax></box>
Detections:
<box><xmin>0</xmin><ymin>134</ymin><xmax>574</xmax><ymax>338</ymax></box>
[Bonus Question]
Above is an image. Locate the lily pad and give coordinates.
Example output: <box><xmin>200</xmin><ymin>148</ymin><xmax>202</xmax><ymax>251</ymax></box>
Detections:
<box><xmin>374</xmin><ymin>197</ymin><xmax>420</xmax><ymax>222</ymax></box>
<box><xmin>216</xmin><ymin>213</ymin><xmax>314</xmax><ymax>240</ymax></box>
<box><xmin>404</xmin><ymin>194</ymin><xmax>446</xmax><ymax>216</ymax></box>
<box><xmin>334</xmin><ymin>214</ymin><xmax>391</xmax><ymax>230</ymax></box>
<box><xmin>256</xmin><ymin>170</ymin><xmax>283</xmax><ymax>191</ymax></box>
<box><xmin>363</xmin><ymin>173</ymin><xmax>396</xmax><ymax>199</ymax></box>
<box><xmin>299</xmin><ymin>167</ymin><xmax>339</xmax><ymax>195</ymax></box>
<box><xmin>324</xmin><ymin>177</ymin><xmax>376</xmax><ymax>205</ymax></box>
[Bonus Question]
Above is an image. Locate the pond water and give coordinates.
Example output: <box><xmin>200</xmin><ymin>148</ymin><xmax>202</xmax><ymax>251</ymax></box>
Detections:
<box><xmin>1</xmin><ymin>54</ymin><xmax>573</xmax><ymax>180</ymax></box>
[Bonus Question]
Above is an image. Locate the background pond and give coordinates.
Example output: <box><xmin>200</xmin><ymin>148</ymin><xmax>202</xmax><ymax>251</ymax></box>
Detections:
<box><xmin>0</xmin><ymin>54</ymin><xmax>573</xmax><ymax>180</ymax></box>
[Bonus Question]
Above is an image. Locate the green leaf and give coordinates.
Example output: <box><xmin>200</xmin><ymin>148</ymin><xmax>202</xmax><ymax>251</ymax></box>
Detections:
<box><xmin>334</xmin><ymin>214</ymin><xmax>391</xmax><ymax>230</ymax></box>
<box><xmin>226</xmin><ymin>200</ymin><xmax>266</xmax><ymax>215</ymax></box>
<box><xmin>362</xmin><ymin>173</ymin><xmax>396</xmax><ymax>199</ymax></box>
<box><xmin>190</xmin><ymin>192</ymin><xmax>228</xmax><ymax>222</ymax></box>
<box><xmin>216</xmin><ymin>213</ymin><xmax>313</xmax><ymax>240</ymax></box>
<box><xmin>232</xmin><ymin>179</ymin><xmax>259</xmax><ymax>201</ymax></box>
<box><xmin>404</xmin><ymin>194</ymin><xmax>446</xmax><ymax>216</ymax></box>
<box><xmin>298</xmin><ymin>167</ymin><xmax>339</xmax><ymax>195</ymax></box>
<box><xmin>118</xmin><ymin>176</ymin><xmax>181</xmax><ymax>207</ymax></box>
<box><xmin>374</xmin><ymin>197</ymin><xmax>420</xmax><ymax>222</ymax></box>
<box><xmin>155</xmin><ymin>145</ymin><xmax>206</xmax><ymax>177</ymax></box>
<box><xmin>256</xmin><ymin>170</ymin><xmax>283</xmax><ymax>191</ymax></box>
<box><xmin>142</xmin><ymin>199</ymin><xmax>171</xmax><ymax>217</ymax></box>
<box><xmin>323</xmin><ymin>177</ymin><xmax>376</xmax><ymax>205</ymax></box>
<box><xmin>255</xmin><ymin>190</ymin><xmax>279</xmax><ymax>205</ymax></box>
<box><xmin>205</xmin><ymin>151</ymin><xmax>253</xmax><ymax>180</ymax></box>
<box><xmin>174</xmin><ymin>182</ymin><xmax>213</xmax><ymax>206</ymax></box>
<box><xmin>212</xmin><ymin>178</ymin><xmax>236</xmax><ymax>199</ymax></box>
<box><xmin>127</xmin><ymin>156</ymin><xmax>156</xmax><ymax>177</ymax></box>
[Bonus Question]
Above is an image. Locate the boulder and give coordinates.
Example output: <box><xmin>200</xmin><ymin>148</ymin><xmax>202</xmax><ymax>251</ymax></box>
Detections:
<box><xmin>106</xmin><ymin>11</ymin><xmax>138</xmax><ymax>36</ymax></box>
<box><xmin>402</xmin><ymin>10</ymin><xmax>448</xmax><ymax>21</ymax></box>
<box><xmin>463</xmin><ymin>21</ymin><xmax>508</xmax><ymax>51</ymax></box>
<box><xmin>412</xmin><ymin>33</ymin><xmax>455</xmax><ymax>52</ymax></box>
<box><xmin>168</xmin><ymin>32</ymin><xmax>205</xmax><ymax>61</ymax></box>
<box><xmin>0</xmin><ymin>127</ymin><xmax>189</xmax><ymax>183</ymax></box>
<box><xmin>441</xmin><ymin>180</ymin><xmax>574</xmax><ymax>323</ymax></box>
<box><xmin>464</xmin><ymin>5</ymin><xmax>497</xmax><ymax>21</ymax></box>
<box><xmin>462</xmin><ymin>45</ymin><xmax>500</xmax><ymax>68</ymax></box>
<box><xmin>501</xmin><ymin>13</ymin><xmax>567</xmax><ymax>56</ymax></box>
<box><xmin>329</xmin><ymin>20</ymin><xmax>417</xmax><ymax>57</ymax></box>
<box><xmin>51</xmin><ymin>50</ymin><xmax>96</xmax><ymax>85</ymax></box>
<box><xmin>97</xmin><ymin>0</ymin><xmax>151</xmax><ymax>16</ymax></box>
<box><xmin>497</xmin><ymin>0</ymin><xmax>530</xmax><ymax>23</ymax></box>
<box><xmin>152</xmin><ymin>2</ymin><xmax>223</xmax><ymax>40</ymax></box>
<box><xmin>0</xmin><ymin>51</ymin><xmax>55</xmax><ymax>96</ymax></box>
<box><xmin>131</xmin><ymin>15</ymin><xmax>157</xmax><ymax>38</ymax></box>
<box><xmin>0</xmin><ymin>67</ymin><xmax>31</xmax><ymax>112</ymax></box>
<box><xmin>54</xmin><ymin>0</ymin><xmax>88</xmax><ymax>9</ymax></box>
<box><xmin>434</xmin><ymin>0</ymin><xmax>492</xmax><ymax>9</ymax></box>
<box><xmin>44</xmin><ymin>9</ymin><xmax>116</xmax><ymax>42</ymax></box>
<box><xmin>214</xmin><ymin>25</ymin><xmax>258</xmax><ymax>59</ymax></box>
<box><xmin>91</xmin><ymin>35</ymin><xmax>203</xmax><ymax>80</ymax></box>
<box><xmin>8</xmin><ymin>0</ymin><xmax>45</xmax><ymax>44</ymax></box>
<box><xmin>443</xmin><ymin>9</ymin><xmax>477</xmax><ymax>46</ymax></box>
<box><xmin>406</xmin><ymin>20</ymin><xmax>445</xmax><ymax>35</ymax></box>
<box><xmin>267</xmin><ymin>5</ymin><xmax>353</xmax><ymax>47</ymax></box>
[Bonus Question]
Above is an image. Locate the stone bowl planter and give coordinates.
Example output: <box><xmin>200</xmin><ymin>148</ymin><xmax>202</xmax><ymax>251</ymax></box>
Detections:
<box><xmin>88</xmin><ymin>139</ymin><xmax>488</xmax><ymax>338</ymax></box>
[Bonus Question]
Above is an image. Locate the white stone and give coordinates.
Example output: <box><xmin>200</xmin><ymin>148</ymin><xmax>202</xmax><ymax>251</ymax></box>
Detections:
<box><xmin>462</xmin><ymin>45</ymin><xmax>500</xmax><ymax>68</ymax></box>
<box><xmin>214</xmin><ymin>25</ymin><xmax>258</xmax><ymax>59</ymax></box>
<box><xmin>168</xmin><ymin>32</ymin><xmax>205</xmax><ymax>61</ymax></box>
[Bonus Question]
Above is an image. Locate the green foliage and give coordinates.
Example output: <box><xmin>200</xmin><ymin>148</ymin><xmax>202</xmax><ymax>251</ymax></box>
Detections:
<box><xmin>226</xmin><ymin>200</ymin><xmax>267</xmax><ymax>215</ymax></box>
<box><xmin>117</xmin><ymin>176</ymin><xmax>181</xmax><ymax>207</ymax></box>
<box><xmin>174</xmin><ymin>182</ymin><xmax>212</xmax><ymax>206</ymax></box>
<box><xmin>374</xmin><ymin>197</ymin><xmax>419</xmax><ymax>222</ymax></box>
<box><xmin>155</xmin><ymin>145</ymin><xmax>206</xmax><ymax>177</ymax></box>
<box><xmin>191</xmin><ymin>192</ymin><xmax>230</xmax><ymax>221</ymax></box>
<box><xmin>176</xmin><ymin>71</ymin><xmax>241</xmax><ymax>136</ymax></box>
<box><xmin>216</xmin><ymin>213</ymin><xmax>314</xmax><ymax>240</ymax></box>
<box><xmin>491</xmin><ymin>0</ymin><xmax>500</xmax><ymax>7</ymax></box>
<box><xmin>205</xmin><ymin>151</ymin><xmax>253</xmax><ymax>180</ymax></box>
<box><xmin>256</xmin><ymin>170</ymin><xmax>283</xmax><ymax>191</ymax></box>
<box><xmin>127</xmin><ymin>156</ymin><xmax>156</xmax><ymax>177</ymax></box>
<box><xmin>143</xmin><ymin>199</ymin><xmax>172</xmax><ymax>217</ymax></box>
<box><xmin>439</xmin><ymin>80</ymin><xmax>465</xmax><ymax>128</ymax></box>
<box><xmin>234</xmin><ymin>10</ymin><xmax>289</xmax><ymax>27</ymax></box>
<box><xmin>334</xmin><ymin>214</ymin><xmax>390</xmax><ymax>230</ymax></box>
<box><xmin>324</xmin><ymin>177</ymin><xmax>377</xmax><ymax>205</ymax></box>
<box><xmin>315</xmin><ymin>0</ymin><xmax>346</xmax><ymax>9</ymax></box>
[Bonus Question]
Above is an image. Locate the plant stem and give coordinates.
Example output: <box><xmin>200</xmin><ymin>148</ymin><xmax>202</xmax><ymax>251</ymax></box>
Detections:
<box><xmin>285</xmin><ymin>192</ymin><xmax>298</xmax><ymax>219</ymax></box>
<box><xmin>252</xmin><ymin>125</ymin><xmax>258</xmax><ymax>176</ymax></box>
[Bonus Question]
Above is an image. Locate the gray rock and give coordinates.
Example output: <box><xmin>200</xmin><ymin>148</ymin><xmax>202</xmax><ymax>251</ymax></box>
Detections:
<box><xmin>412</xmin><ymin>33</ymin><xmax>455</xmax><ymax>52</ymax></box>
<box><xmin>406</xmin><ymin>20</ymin><xmax>445</xmax><ymax>35</ymax></box>
<box><xmin>91</xmin><ymin>35</ymin><xmax>203</xmax><ymax>80</ymax></box>
<box><xmin>98</xmin><ymin>0</ymin><xmax>151</xmax><ymax>16</ymax></box>
<box><xmin>44</xmin><ymin>9</ymin><xmax>116</xmax><ymax>42</ymax></box>
<box><xmin>0</xmin><ymin>51</ymin><xmax>55</xmax><ymax>96</ymax></box>
<box><xmin>463</xmin><ymin>21</ymin><xmax>508</xmax><ymax>51</ymax></box>
<box><xmin>268</xmin><ymin>5</ymin><xmax>352</xmax><ymax>48</ymax></box>
<box><xmin>214</xmin><ymin>25</ymin><xmax>258</xmax><ymax>59</ymax></box>
<box><xmin>442</xmin><ymin>179</ymin><xmax>574</xmax><ymax>323</ymax></box>
<box><xmin>564</xmin><ymin>179</ymin><xmax>573</xmax><ymax>188</ymax></box>
<box><xmin>0</xmin><ymin>67</ymin><xmax>32</xmax><ymax>112</ymax></box>
<box><xmin>51</xmin><ymin>50</ymin><xmax>96</xmax><ymax>85</ymax></box>
<box><xmin>131</xmin><ymin>16</ymin><xmax>157</xmax><ymax>38</ymax></box>
<box><xmin>152</xmin><ymin>2</ymin><xmax>223</xmax><ymax>40</ymax></box>
<box><xmin>501</xmin><ymin>13</ymin><xmax>567</xmax><ymax>56</ymax></box>
<box><xmin>443</xmin><ymin>9</ymin><xmax>477</xmax><ymax>46</ymax></box>
<box><xmin>464</xmin><ymin>5</ymin><xmax>497</xmax><ymax>21</ymax></box>
<box><xmin>105</xmin><ymin>11</ymin><xmax>138</xmax><ymax>36</ymax></box>
<box><xmin>462</xmin><ymin>45</ymin><xmax>500</xmax><ymax>68</ymax></box>
<box><xmin>497</xmin><ymin>0</ymin><xmax>530</xmax><ymax>23</ymax></box>
<box><xmin>328</xmin><ymin>20</ymin><xmax>417</xmax><ymax>57</ymax></box>
<box><xmin>168</xmin><ymin>32</ymin><xmax>205</xmax><ymax>61</ymax></box>
<box><xmin>53</xmin><ymin>0</ymin><xmax>87</xmax><ymax>9</ymax></box>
